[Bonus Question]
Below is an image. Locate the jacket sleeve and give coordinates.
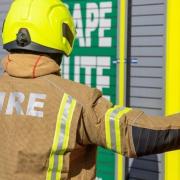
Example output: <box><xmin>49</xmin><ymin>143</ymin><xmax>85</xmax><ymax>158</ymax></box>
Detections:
<box><xmin>120</xmin><ymin>109</ymin><xmax>180</xmax><ymax>157</ymax></box>
<box><xmin>77</xmin><ymin>92</ymin><xmax>180</xmax><ymax>158</ymax></box>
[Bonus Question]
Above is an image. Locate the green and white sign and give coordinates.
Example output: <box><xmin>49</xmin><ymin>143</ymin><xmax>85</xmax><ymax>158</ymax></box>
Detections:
<box><xmin>62</xmin><ymin>0</ymin><xmax>119</xmax><ymax>179</ymax></box>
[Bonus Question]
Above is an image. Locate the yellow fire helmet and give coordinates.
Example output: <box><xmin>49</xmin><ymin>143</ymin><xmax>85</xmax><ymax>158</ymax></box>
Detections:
<box><xmin>2</xmin><ymin>0</ymin><xmax>76</xmax><ymax>56</ymax></box>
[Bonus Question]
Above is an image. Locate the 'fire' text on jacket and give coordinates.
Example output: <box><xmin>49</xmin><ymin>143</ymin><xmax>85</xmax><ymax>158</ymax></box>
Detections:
<box><xmin>0</xmin><ymin>92</ymin><xmax>46</xmax><ymax>118</ymax></box>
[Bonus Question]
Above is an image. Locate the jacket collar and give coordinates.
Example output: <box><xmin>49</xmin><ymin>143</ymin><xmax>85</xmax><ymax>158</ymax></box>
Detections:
<box><xmin>1</xmin><ymin>53</ymin><xmax>60</xmax><ymax>78</ymax></box>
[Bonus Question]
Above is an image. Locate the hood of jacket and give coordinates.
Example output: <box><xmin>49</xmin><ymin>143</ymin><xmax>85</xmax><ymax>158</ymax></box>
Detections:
<box><xmin>1</xmin><ymin>53</ymin><xmax>60</xmax><ymax>78</ymax></box>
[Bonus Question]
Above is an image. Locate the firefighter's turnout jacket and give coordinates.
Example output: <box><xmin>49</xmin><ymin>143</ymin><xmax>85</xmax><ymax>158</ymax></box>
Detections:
<box><xmin>0</xmin><ymin>54</ymin><xmax>180</xmax><ymax>180</ymax></box>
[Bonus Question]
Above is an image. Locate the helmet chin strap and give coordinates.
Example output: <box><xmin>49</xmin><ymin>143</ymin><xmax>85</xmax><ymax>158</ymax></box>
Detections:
<box><xmin>48</xmin><ymin>54</ymin><xmax>63</xmax><ymax>66</ymax></box>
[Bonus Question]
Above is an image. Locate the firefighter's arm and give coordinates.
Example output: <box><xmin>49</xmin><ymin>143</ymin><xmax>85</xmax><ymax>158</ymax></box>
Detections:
<box><xmin>119</xmin><ymin>109</ymin><xmax>180</xmax><ymax>157</ymax></box>
<box><xmin>77</xmin><ymin>93</ymin><xmax>180</xmax><ymax>158</ymax></box>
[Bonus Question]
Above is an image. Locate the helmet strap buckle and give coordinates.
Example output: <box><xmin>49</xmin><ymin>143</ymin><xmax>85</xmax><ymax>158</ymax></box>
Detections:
<box><xmin>16</xmin><ymin>28</ymin><xmax>31</xmax><ymax>47</ymax></box>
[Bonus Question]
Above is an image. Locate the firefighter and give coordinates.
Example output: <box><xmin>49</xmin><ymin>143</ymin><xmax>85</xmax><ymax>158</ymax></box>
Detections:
<box><xmin>0</xmin><ymin>0</ymin><xmax>180</xmax><ymax>180</ymax></box>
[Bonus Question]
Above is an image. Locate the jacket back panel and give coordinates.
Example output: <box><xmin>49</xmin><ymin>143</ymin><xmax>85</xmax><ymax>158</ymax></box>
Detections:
<box><xmin>0</xmin><ymin>74</ymin><xmax>93</xmax><ymax>180</ymax></box>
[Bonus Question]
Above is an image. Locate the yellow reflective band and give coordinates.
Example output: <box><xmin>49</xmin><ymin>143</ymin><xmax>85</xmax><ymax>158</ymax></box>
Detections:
<box><xmin>105</xmin><ymin>107</ymin><xmax>115</xmax><ymax>149</ymax></box>
<box><xmin>114</xmin><ymin>114</ymin><xmax>121</xmax><ymax>153</ymax></box>
<box><xmin>105</xmin><ymin>106</ymin><xmax>132</xmax><ymax>152</ymax></box>
<box><xmin>46</xmin><ymin>94</ymin><xmax>68</xmax><ymax>179</ymax></box>
<box><xmin>56</xmin><ymin>98</ymin><xmax>76</xmax><ymax>180</ymax></box>
<box><xmin>105</xmin><ymin>105</ymin><xmax>121</xmax><ymax>149</ymax></box>
<box><xmin>105</xmin><ymin>105</ymin><xmax>123</xmax><ymax>149</ymax></box>
<box><xmin>115</xmin><ymin>108</ymin><xmax>132</xmax><ymax>153</ymax></box>
<box><xmin>46</xmin><ymin>93</ymin><xmax>76</xmax><ymax>180</ymax></box>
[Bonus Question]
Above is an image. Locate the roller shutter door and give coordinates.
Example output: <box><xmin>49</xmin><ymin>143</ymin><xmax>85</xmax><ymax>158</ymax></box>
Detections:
<box><xmin>126</xmin><ymin>0</ymin><xmax>166</xmax><ymax>179</ymax></box>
